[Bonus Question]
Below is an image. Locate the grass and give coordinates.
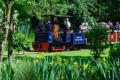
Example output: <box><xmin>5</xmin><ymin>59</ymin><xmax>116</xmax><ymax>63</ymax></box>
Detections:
<box><xmin>12</xmin><ymin>49</ymin><xmax>109</xmax><ymax>59</ymax></box>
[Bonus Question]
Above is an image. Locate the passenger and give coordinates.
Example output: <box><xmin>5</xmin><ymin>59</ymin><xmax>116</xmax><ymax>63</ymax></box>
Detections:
<box><xmin>46</xmin><ymin>21</ymin><xmax>52</xmax><ymax>31</ymax></box>
<box><xmin>40</xmin><ymin>22</ymin><xmax>45</xmax><ymax>32</ymax></box>
<box><xmin>109</xmin><ymin>23</ymin><xmax>115</xmax><ymax>32</ymax></box>
<box><xmin>116</xmin><ymin>22</ymin><xmax>120</xmax><ymax>31</ymax></box>
<box><xmin>79</xmin><ymin>23</ymin><xmax>85</xmax><ymax>33</ymax></box>
<box><xmin>64</xmin><ymin>18</ymin><xmax>71</xmax><ymax>31</ymax></box>
<box><xmin>101</xmin><ymin>22</ymin><xmax>110</xmax><ymax>29</ymax></box>
<box><xmin>83</xmin><ymin>23</ymin><xmax>88</xmax><ymax>32</ymax></box>
<box><xmin>84</xmin><ymin>22</ymin><xmax>89</xmax><ymax>31</ymax></box>
<box><xmin>85</xmin><ymin>23</ymin><xmax>91</xmax><ymax>30</ymax></box>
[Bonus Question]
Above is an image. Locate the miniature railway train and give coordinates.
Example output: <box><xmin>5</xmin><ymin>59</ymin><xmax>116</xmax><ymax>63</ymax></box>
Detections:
<box><xmin>32</xmin><ymin>31</ymin><xmax>85</xmax><ymax>52</ymax></box>
<box><xmin>32</xmin><ymin>15</ymin><xmax>85</xmax><ymax>51</ymax></box>
<box><xmin>32</xmin><ymin>31</ymin><xmax>120</xmax><ymax>52</ymax></box>
<box><xmin>32</xmin><ymin>15</ymin><xmax>119</xmax><ymax>52</ymax></box>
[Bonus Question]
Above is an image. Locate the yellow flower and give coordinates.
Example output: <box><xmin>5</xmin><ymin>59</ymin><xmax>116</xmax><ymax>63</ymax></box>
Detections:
<box><xmin>56</xmin><ymin>57</ymin><xmax>62</xmax><ymax>66</ymax></box>
<box><xmin>73</xmin><ymin>62</ymin><xmax>78</xmax><ymax>65</ymax></box>
<box><xmin>36</xmin><ymin>56</ymin><xmax>39</xmax><ymax>58</ymax></box>
<box><xmin>16</xmin><ymin>60</ymin><xmax>20</xmax><ymax>64</ymax></box>
<box><xmin>83</xmin><ymin>64</ymin><xmax>88</xmax><ymax>70</ymax></box>
<box><xmin>56</xmin><ymin>62</ymin><xmax>62</xmax><ymax>66</ymax></box>
<box><xmin>57</xmin><ymin>57</ymin><xmax>62</xmax><ymax>63</ymax></box>
<box><xmin>103</xmin><ymin>58</ymin><xmax>106</xmax><ymax>62</ymax></box>
<box><xmin>49</xmin><ymin>62</ymin><xmax>53</xmax><ymax>65</ymax></box>
<box><xmin>63</xmin><ymin>59</ymin><xmax>66</xmax><ymax>62</ymax></box>
<box><xmin>36</xmin><ymin>55</ymin><xmax>45</xmax><ymax>60</ymax></box>
<box><xmin>34</xmin><ymin>60</ymin><xmax>39</xmax><ymax>63</ymax></box>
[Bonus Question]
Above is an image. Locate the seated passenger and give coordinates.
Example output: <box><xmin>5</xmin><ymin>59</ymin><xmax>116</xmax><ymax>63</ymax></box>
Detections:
<box><xmin>40</xmin><ymin>22</ymin><xmax>45</xmax><ymax>32</ymax></box>
<box><xmin>109</xmin><ymin>23</ymin><xmax>115</xmax><ymax>32</ymax></box>
<box><xmin>46</xmin><ymin>21</ymin><xmax>52</xmax><ymax>31</ymax></box>
<box><xmin>79</xmin><ymin>23</ymin><xmax>85</xmax><ymax>33</ymax></box>
<box><xmin>80</xmin><ymin>23</ymin><xmax>88</xmax><ymax>32</ymax></box>
<box><xmin>116</xmin><ymin>22</ymin><xmax>120</xmax><ymax>31</ymax></box>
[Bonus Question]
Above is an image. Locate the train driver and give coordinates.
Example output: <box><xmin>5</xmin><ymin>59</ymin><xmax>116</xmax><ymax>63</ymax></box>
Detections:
<box><xmin>64</xmin><ymin>18</ymin><xmax>71</xmax><ymax>31</ymax></box>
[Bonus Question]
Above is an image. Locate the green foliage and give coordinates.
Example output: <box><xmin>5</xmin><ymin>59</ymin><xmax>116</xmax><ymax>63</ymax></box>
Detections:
<box><xmin>0</xmin><ymin>0</ymin><xmax>5</xmax><ymax>10</ymax></box>
<box><xmin>13</xmin><ymin>0</ymin><xmax>35</xmax><ymax>25</ymax></box>
<box><xmin>91</xmin><ymin>0</ymin><xmax>120</xmax><ymax>22</ymax></box>
<box><xmin>13</xmin><ymin>33</ymin><xmax>31</xmax><ymax>52</ymax></box>
<box><xmin>0</xmin><ymin>56</ymin><xmax>120</xmax><ymax>80</ymax></box>
<box><xmin>67</xmin><ymin>0</ymin><xmax>96</xmax><ymax>28</ymax></box>
<box><xmin>86</xmin><ymin>24</ymin><xmax>109</xmax><ymax>59</ymax></box>
<box><xmin>0</xmin><ymin>1</ymin><xmax>5</xmax><ymax>25</ymax></box>
<box><xmin>110</xmin><ymin>43</ymin><xmax>120</xmax><ymax>58</ymax></box>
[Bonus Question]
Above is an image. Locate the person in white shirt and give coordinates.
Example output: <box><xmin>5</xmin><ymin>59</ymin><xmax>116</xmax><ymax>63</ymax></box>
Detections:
<box><xmin>64</xmin><ymin>18</ymin><xmax>71</xmax><ymax>31</ymax></box>
<box><xmin>80</xmin><ymin>23</ymin><xmax>89</xmax><ymax>32</ymax></box>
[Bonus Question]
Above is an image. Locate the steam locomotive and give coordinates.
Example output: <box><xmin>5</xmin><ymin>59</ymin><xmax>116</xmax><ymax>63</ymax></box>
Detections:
<box><xmin>32</xmin><ymin>15</ymin><xmax>86</xmax><ymax>51</ymax></box>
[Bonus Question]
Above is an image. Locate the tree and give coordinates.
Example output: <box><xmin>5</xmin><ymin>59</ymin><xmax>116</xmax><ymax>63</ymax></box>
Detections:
<box><xmin>86</xmin><ymin>24</ymin><xmax>109</xmax><ymax>60</ymax></box>
<box><xmin>67</xmin><ymin>0</ymin><xmax>97</xmax><ymax>28</ymax></box>
<box><xmin>0</xmin><ymin>0</ymin><xmax>37</xmax><ymax>62</ymax></box>
<box><xmin>0</xmin><ymin>0</ymin><xmax>14</xmax><ymax>62</ymax></box>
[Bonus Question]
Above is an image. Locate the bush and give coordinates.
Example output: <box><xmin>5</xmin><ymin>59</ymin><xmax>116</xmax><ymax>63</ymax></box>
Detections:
<box><xmin>13</xmin><ymin>33</ymin><xmax>31</xmax><ymax>52</ymax></box>
<box><xmin>86</xmin><ymin>24</ymin><xmax>109</xmax><ymax>60</ymax></box>
<box><xmin>110</xmin><ymin>42</ymin><xmax>120</xmax><ymax>59</ymax></box>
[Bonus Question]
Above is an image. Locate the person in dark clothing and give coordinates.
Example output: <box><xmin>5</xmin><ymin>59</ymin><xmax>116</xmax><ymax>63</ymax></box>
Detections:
<box><xmin>46</xmin><ymin>21</ymin><xmax>52</xmax><ymax>31</ymax></box>
<box><xmin>109</xmin><ymin>23</ymin><xmax>115</xmax><ymax>32</ymax></box>
<box><xmin>40</xmin><ymin>22</ymin><xmax>45</xmax><ymax>32</ymax></box>
<box><xmin>116</xmin><ymin>22</ymin><xmax>120</xmax><ymax>31</ymax></box>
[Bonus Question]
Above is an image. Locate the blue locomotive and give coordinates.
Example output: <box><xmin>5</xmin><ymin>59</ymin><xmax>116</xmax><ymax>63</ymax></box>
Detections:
<box><xmin>32</xmin><ymin>15</ymin><xmax>85</xmax><ymax>51</ymax></box>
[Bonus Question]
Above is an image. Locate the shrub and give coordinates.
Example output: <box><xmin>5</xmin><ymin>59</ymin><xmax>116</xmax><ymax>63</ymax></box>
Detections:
<box><xmin>13</xmin><ymin>33</ymin><xmax>31</xmax><ymax>52</ymax></box>
<box><xmin>86</xmin><ymin>24</ymin><xmax>109</xmax><ymax>60</ymax></box>
<box><xmin>110</xmin><ymin>42</ymin><xmax>120</xmax><ymax>59</ymax></box>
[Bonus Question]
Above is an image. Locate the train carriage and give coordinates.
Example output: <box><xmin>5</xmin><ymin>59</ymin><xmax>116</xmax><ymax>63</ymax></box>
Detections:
<box><xmin>108</xmin><ymin>31</ymin><xmax>120</xmax><ymax>43</ymax></box>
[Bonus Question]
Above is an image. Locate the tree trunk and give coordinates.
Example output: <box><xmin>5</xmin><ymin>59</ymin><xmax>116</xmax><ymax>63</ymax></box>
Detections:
<box><xmin>8</xmin><ymin>2</ymin><xmax>13</xmax><ymax>61</ymax></box>
<box><xmin>0</xmin><ymin>28</ymin><xmax>9</xmax><ymax>62</ymax></box>
<box><xmin>0</xmin><ymin>2</ymin><xmax>13</xmax><ymax>62</ymax></box>
<box><xmin>8</xmin><ymin>23</ymin><xmax>13</xmax><ymax>61</ymax></box>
